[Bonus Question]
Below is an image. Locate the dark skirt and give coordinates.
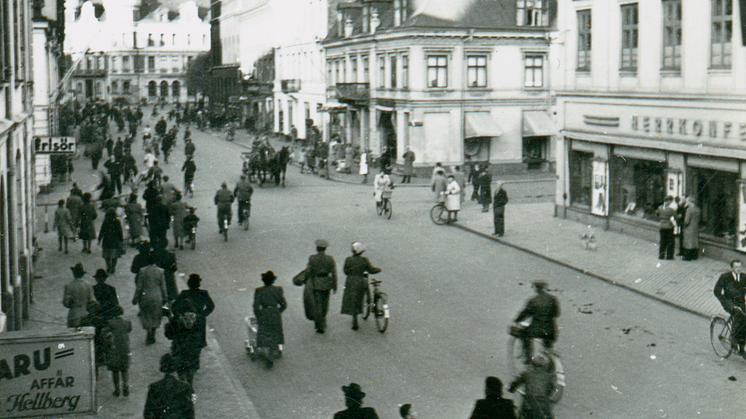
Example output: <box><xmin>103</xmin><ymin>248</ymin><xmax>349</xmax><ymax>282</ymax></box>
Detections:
<box><xmin>340</xmin><ymin>276</ymin><xmax>368</xmax><ymax>316</ymax></box>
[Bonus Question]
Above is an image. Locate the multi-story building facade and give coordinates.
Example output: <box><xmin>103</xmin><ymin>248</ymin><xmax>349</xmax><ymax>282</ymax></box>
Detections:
<box><xmin>1</xmin><ymin>0</ymin><xmax>37</xmax><ymax>331</ymax></box>
<box><xmin>64</xmin><ymin>0</ymin><xmax>210</xmax><ymax>104</ymax></box>
<box><xmin>553</xmin><ymin>0</ymin><xmax>746</xmax><ymax>261</ymax></box>
<box><xmin>215</xmin><ymin>0</ymin><xmax>331</xmax><ymax>140</ymax></box>
<box><xmin>322</xmin><ymin>0</ymin><xmax>558</xmax><ymax>174</ymax></box>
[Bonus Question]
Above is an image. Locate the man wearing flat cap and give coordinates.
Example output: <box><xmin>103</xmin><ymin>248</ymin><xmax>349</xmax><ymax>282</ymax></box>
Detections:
<box><xmin>334</xmin><ymin>383</ymin><xmax>379</xmax><ymax>419</ymax></box>
<box><xmin>514</xmin><ymin>281</ymin><xmax>561</xmax><ymax>364</ymax></box>
<box><xmin>63</xmin><ymin>263</ymin><xmax>95</xmax><ymax>327</ymax></box>
<box><xmin>305</xmin><ymin>239</ymin><xmax>337</xmax><ymax>334</ymax></box>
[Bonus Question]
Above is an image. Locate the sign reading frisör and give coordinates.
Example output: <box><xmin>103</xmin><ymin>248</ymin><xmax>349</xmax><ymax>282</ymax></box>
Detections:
<box><xmin>0</xmin><ymin>328</ymin><xmax>96</xmax><ymax>418</ymax></box>
<box><xmin>34</xmin><ymin>136</ymin><xmax>76</xmax><ymax>154</ymax></box>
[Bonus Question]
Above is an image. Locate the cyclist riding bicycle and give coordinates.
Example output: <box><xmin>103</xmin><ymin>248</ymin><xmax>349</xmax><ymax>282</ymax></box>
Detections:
<box><xmin>214</xmin><ymin>182</ymin><xmax>234</xmax><ymax>233</ymax></box>
<box><xmin>514</xmin><ymin>281</ymin><xmax>561</xmax><ymax>364</ymax></box>
<box><xmin>714</xmin><ymin>260</ymin><xmax>746</xmax><ymax>357</ymax></box>
<box><xmin>509</xmin><ymin>353</ymin><xmax>554</xmax><ymax>419</ymax></box>
<box><xmin>234</xmin><ymin>175</ymin><xmax>254</xmax><ymax>224</ymax></box>
<box><xmin>373</xmin><ymin>169</ymin><xmax>394</xmax><ymax>210</ymax></box>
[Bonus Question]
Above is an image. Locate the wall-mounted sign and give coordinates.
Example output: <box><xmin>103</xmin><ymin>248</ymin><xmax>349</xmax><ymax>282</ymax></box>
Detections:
<box><xmin>34</xmin><ymin>137</ymin><xmax>76</xmax><ymax>154</ymax></box>
<box><xmin>0</xmin><ymin>328</ymin><xmax>96</xmax><ymax>418</ymax></box>
<box><xmin>591</xmin><ymin>159</ymin><xmax>608</xmax><ymax>217</ymax></box>
<box><xmin>666</xmin><ymin>171</ymin><xmax>683</xmax><ymax>199</ymax></box>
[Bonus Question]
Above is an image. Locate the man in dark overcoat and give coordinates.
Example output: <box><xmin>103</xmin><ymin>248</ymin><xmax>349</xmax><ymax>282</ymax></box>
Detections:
<box><xmin>143</xmin><ymin>354</ymin><xmax>195</xmax><ymax>419</ymax></box>
<box><xmin>174</xmin><ymin>274</ymin><xmax>215</xmax><ymax>348</ymax></box>
<box><xmin>714</xmin><ymin>260</ymin><xmax>746</xmax><ymax>357</ymax></box>
<box><xmin>514</xmin><ymin>281</ymin><xmax>560</xmax><ymax>363</ymax></box>
<box><xmin>305</xmin><ymin>239</ymin><xmax>337</xmax><ymax>334</ymax></box>
<box><xmin>478</xmin><ymin>165</ymin><xmax>493</xmax><ymax>212</ymax></box>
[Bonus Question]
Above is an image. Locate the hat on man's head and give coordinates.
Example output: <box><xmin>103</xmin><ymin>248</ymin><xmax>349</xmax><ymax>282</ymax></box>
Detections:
<box><xmin>93</xmin><ymin>269</ymin><xmax>109</xmax><ymax>281</ymax></box>
<box><xmin>71</xmin><ymin>263</ymin><xmax>86</xmax><ymax>278</ymax></box>
<box><xmin>159</xmin><ymin>353</ymin><xmax>178</xmax><ymax>374</ymax></box>
<box><xmin>342</xmin><ymin>383</ymin><xmax>366</xmax><ymax>401</ymax></box>
<box><xmin>533</xmin><ymin>280</ymin><xmax>548</xmax><ymax>290</ymax></box>
<box><xmin>315</xmin><ymin>239</ymin><xmax>328</xmax><ymax>248</ymax></box>
<box><xmin>261</xmin><ymin>270</ymin><xmax>277</xmax><ymax>285</ymax></box>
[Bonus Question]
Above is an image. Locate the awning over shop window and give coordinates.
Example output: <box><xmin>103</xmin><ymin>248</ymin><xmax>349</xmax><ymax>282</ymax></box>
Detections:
<box><xmin>465</xmin><ymin>112</ymin><xmax>503</xmax><ymax>139</ymax></box>
<box><xmin>523</xmin><ymin>111</ymin><xmax>558</xmax><ymax>137</ymax></box>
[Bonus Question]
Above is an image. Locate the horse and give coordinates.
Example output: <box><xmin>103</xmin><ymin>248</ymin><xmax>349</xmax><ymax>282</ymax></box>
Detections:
<box><xmin>246</xmin><ymin>144</ymin><xmax>273</xmax><ymax>185</ymax></box>
<box><xmin>267</xmin><ymin>146</ymin><xmax>290</xmax><ymax>187</ymax></box>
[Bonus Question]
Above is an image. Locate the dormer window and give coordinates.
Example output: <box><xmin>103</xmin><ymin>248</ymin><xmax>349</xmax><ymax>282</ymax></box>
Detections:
<box><xmin>148</xmin><ymin>33</ymin><xmax>154</xmax><ymax>47</ymax></box>
<box><xmin>516</xmin><ymin>0</ymin><xmax>549</xmax><ymax>27</ymax></box>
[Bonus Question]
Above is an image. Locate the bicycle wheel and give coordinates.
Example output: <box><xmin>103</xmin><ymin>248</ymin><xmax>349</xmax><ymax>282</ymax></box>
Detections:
<box><xmin>243</xmin><ymin>212</ymin><xmax>249</xmax><ymax>230</ymax></box>
<box><xmin>362</xmin><ymin>299</ymin><xmax>371</xmax><ymax>320</ymax></box>
<box><xmin>710</xmin><ymin>316</ymin><xmax>734</xmax><ymax>358</ymax></box>
<box><xmin>548</xmin><ymin>355</ymin><xmax>565</xmax><ymax>403</ymax></box>
<box><xmin>376</xmin><ymin>201</ymin><xmax>383</xmax><ymax>216</ymax></box>
<box><xmin>430</xmin><ymin>204</ymin><xmax>447</xmax><ymax>225</ymax></box>
<box><xmin>374</xmin><ymin>294</ymin><xmax>388</xmax><ymax>333</ymax></box>
<box><xmin>191</xmin><ymin>233</ymin><xmax>196</xmax><ymax>250</ymax></box>
<box><xmin>383</xmin><ymin>200</ymin><xmax>392</xmax><ymax>219</ymax></box>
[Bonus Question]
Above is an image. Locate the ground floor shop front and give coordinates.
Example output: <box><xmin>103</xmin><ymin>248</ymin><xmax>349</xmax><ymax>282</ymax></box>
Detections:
<box><xmin>555</xmin><ymin>95</ymin><xmax>746</xmax><ymax>262</ymax></box>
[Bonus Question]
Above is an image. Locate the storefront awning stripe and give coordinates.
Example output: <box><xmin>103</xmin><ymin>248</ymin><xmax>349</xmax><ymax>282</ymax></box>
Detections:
<box><xmin>465</xmin><ymin>112</ymin><xmax>503</xmax><ymax>138</ymax></box>
<box><xmin>523</xmin><ymin>111</ymin><xmax>558</xmax><ymax>137</ymax></box>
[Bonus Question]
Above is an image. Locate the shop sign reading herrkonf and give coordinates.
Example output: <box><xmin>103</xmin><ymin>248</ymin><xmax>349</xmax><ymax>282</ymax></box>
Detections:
<box><xmin>0</xmin><ymin>328</ymin><xmax>96</xmax><ymax>418</ymax></box>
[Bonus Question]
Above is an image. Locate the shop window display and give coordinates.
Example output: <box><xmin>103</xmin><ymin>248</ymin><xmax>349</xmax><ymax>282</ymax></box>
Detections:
<box><xmin>688</xmin><ymin>168</ymin><xmax>737</xmax><ymax>244</ymax></box>
<box><xmin>569</xmin><ymin>150</ymin><xmax>593</xmax><ymax>207</ymax></box>
<box><xmin>609</xmin><ymin>156</ymin><xmax>665</xmax><ymax>219</ymax></box>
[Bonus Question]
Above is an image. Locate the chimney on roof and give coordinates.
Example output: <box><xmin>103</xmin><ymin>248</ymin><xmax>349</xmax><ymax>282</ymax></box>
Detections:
<box><xmin>393</xmin><ymin>0</ymin><xmax>401</xmax><ymax>27</ymax></box>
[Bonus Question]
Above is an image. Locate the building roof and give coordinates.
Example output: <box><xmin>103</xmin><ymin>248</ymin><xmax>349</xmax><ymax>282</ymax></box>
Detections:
<box><xmin>324</xmin><ymin>0</ymin><xmax>556</xmax><ymax>43</ymax></box>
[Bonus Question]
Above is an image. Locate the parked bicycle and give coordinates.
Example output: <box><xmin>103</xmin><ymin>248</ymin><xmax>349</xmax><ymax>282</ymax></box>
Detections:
<box><xmin>361</xmin><ymin>275</ymin><xmax>389</xmax><ymax>333</ymax></box>
<box><xmin>710</xmin><ymin>308</ymin><xmax>745</xmax><ymax>358</ymax></box>
<box><xmin>507</xmin><ymin>322</ymin><xmax>565</xmax><ymax>403</ymax></box>
<box><xmin>376</xmin><ymin>189</ymin><xmax>393</xmax><ymax>219</ymax></box>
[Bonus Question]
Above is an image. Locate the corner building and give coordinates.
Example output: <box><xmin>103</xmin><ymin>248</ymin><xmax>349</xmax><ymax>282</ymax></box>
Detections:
<box><xmin>554</xmin><ymin>0</ymin><xmax>746</xmax><ymax>261</ymax></box>
<box><xmin>323</xmin><ymin>0</ymin><xmax>559</xmax><ymax>174</ymax></box>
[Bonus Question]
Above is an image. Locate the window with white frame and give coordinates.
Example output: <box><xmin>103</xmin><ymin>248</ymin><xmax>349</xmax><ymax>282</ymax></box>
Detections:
<box><xmin>524</xmin><ymin>54</ymin><xmax>544</xmax><ymax>87</ymax></box>
<box><xmin>335</xmin><ymin>60</ymin><xmax>340</xmax><ymax>85</ymax></box>
<box><xmin>401</xmin><ymin>54</ymin><xmax>408</xmax><ymax>88</ymax></box>
<box><xmin>427</xmin><ymin>55</ymin><xmax>448</xmax><ymax>88</ymax></box>
<box><xmin>711</xmin><ymin>0</ymin><xmax>732</xmax><ymax>68</ymax></box>
<box><xmin>379</xmin><ymin>55</ymin><xmax>386</xmax><ymax>88</ymax></box>
<box><xmin>390</xmin><ymin>54</ymin><xmax>397</xmax><ymax>88</ymax></box>
<box><xmin>516</xmin><ymin>0</ymin><xmax>549</xmax><ymax>26</ymax></box>
<box><xmin>577</xmin><ymin>10</ymin><xmax>591</xmax><ymax>71</ymax></box>
<box><xmin>662</xmin><ymin>0</ymin><xmax>682</xmax><ymax>70</ymax></box>
<box><xmin>620</xmin><ymin>4</ymin><xmax>638</xmax><ymax>71</ymax></box>
<box><xmin>363</xmin><ymin>56</ymin><xmax>370</xmax><ymax>83</ymax></box>
<box><xmin>467</xmin><ymin>55</ymin><xmax>487</xmax><ymax>87</ymax></box>
<box><xmin>328</xmin><ymin>60</ymin><xmax>333</xmax><ymax>85</ymax></box>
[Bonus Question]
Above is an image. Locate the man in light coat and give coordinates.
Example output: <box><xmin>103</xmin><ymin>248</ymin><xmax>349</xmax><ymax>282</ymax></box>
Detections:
<box><xmin>682</xmin><ymin>196</ymin><xmax>701</xmax><ymax>261</ymax></box>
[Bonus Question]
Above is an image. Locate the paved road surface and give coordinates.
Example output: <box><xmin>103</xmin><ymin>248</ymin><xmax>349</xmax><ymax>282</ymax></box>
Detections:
<box><xmin>159</xmin><ymin>127</ymin><xmax>745</xmax><ymax>418</ymax></box>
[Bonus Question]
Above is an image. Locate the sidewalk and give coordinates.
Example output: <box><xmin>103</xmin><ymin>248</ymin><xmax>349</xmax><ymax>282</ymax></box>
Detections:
<box><xmin>26</xmin><ymin>115</ymin><xmax>260</xmax><ymax>418</ymax></box>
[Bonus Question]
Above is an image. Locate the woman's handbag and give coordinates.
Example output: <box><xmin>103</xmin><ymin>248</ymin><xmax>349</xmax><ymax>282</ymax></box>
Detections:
<box><xmin>292</xmin><ymin>269</ymin><xmax>307</xmax><ymax>287</ymax></box>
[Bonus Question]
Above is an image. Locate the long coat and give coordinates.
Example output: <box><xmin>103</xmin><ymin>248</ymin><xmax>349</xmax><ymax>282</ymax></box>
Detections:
<box><xmin>682</xmin><ymin>204</ymin><xmax>700</xmax><ymax>250</ymax></box>
<box><xmin>253</xmin><ymin>285</ymin><xmax>287</xmax><ymax>347</ymax></box>
<box><xmin>54</xmin><ymin>207</ymin><xmax>74</xmax><ymax>238</ymax></box>
<box><xmin>63</xmin><ymin>278</ymin><xmax>94</xmax><ymax>327</ymax></box>
<box><xmin>105</xmin><ymin>317</ymin><xmax>132</xmax><ymax>371</ymax></box>
<box><xmin>133</xmin><ymin>265</ymin><xmax>167</xmax><ymax>329</ymax></box>
<box><xmin>78</xmin><ymin>202</ymin><xmax>98</xmax><ymax>241</ymax></box>
<box><xmin>445</xmin><ymin>180</ymin><xmax>462</xmax><ymax>211</ymax></box>
<box><xmin>402</xmin><ymin>150</ymin><xmax>415</xmax><ymax>176</ymax></box>
<box><xmin>94</xmin><ymin>282</ymin><xmax>120</xmax><ymax>321</ymax></box>
<box><xmin>99</xmin><ymin>217</ymin><xmax>124</xmax><ymax>257</ymax></box>
<box><xmin>124</xmin><ymin>202</ymin><xmax>144</xmax><ymax>239</ymax></box>
<box><xmin>341</xmin><ymin>255</ymin><xmax>381</xmax><ymax>316</ymax></box>
<box><xmin>66</xmin><ymin>195</ymin><xmax>83</xmax><ymax>227</ymax></box>
<box><xmin>170</xmin><ymin>200</ymin><xmax>189</xmax><ymax>239</ymax></box>
<box><xmin>174</xmin><ymin>288</ymin><xmax>215</xmax><ymax>348</ymax></box>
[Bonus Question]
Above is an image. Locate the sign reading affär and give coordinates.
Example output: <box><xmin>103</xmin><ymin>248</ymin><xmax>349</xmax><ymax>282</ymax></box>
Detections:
<box><xmin>34</xmin><ymin>137</ymin><xmax>76</xmax><ymax>154</ymax></box>
<box><xmin>0</xmin><ymin>328</ymin><xmax>96</xmax><ymax>418</ymax></box>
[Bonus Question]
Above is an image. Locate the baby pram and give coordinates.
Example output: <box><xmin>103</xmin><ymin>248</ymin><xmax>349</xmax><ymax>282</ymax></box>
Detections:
<box><xmin>244</xmin><ymin>316</ymin><xmax>283</xmax><ymax>361</ymax></box>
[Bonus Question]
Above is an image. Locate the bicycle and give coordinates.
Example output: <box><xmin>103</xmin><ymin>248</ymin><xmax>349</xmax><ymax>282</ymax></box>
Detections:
<box><xmin>361</xmin><ymin>275</ymin><xmax>389</xmax><ymax>333</ymax></box>
<box><xmin>376</xmin><ymin>189</ymin><xmax>393</xmax><ymax>219</ymax></box>
<box><xmin>240</xmin><ymin>205</ymin><xmax>250</xmax><ymax>230</ymax></box>
<box><xmin>430</xmin><ymin>201</ymin><xmax>449</xmax><ymax>225</ymax></box>
<box><xmin>219</xmin><ymin>213</ymin><xmax>229</xmax><ymax>242</ymax></box>
<box><xmin>508</xmin><ymin>323</ymin><xmax>565</xmax><ymax>403</ymax></box>
<box><xmin>710</xmin><ymin>308</ymin><xmax>745</xmax><ymax>358</ymax></box>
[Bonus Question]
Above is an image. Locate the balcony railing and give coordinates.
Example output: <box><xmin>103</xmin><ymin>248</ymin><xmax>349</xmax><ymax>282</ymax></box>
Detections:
<box><xmin>281</xmin><ymin>79</ymin><xmax>301</xmax><ymax>93</ymax></box>
<box><xmin>335</xmin><ymin>83</ymin><xmax>369</xmax><ymax>102</ymax></box>
<box><xmin>72</xmin><ymin>69</ymin><xmax>107</xmax><ymax>77</ymax></box>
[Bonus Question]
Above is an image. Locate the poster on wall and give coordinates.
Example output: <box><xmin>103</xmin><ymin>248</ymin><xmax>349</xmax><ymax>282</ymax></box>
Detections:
<box><xmin>0</xmin><ymin>328</ymin><xmax>96</xmax><ymax>418</ymax></box>
<box><xmin>666</xmin><ymin>171</ymin><xmax>683</xmax><ymax>199</ymax></box>
<box><xmin>591</xmin><ymin>159</ymin><xmax>608</xmax><ymax>217</ymax></box>
<box><xmin>737</xmin><ymin>180</ymin><xmax>746</xmax><ymax>253</ymax></box>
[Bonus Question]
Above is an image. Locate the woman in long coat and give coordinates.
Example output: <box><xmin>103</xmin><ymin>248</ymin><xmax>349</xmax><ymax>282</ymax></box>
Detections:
<box><xmin>445</xmin><ymin>175</ymin><xmax>461</xmax><ymax>223</ymax></box>
<box><xmin>54</xmin><ymin>199</ymin><xmax>73</xmax><ymax>253</ymax></box>
<box><xmin>124</xmin><ymin>193</ymin><xmax>144</xmax><ymax>245</ymax></box>
<box><xmin>165</xmin><ymin>299</ymin><xmax>203</xmax><ymax>384</ymax></box>
<box><xmin>170</xmin><ymin>192</ymin><xmax>189</xmax><ymax>249</ymax></box>
<box><xmin>99</xmin><ymin>208</ymin><xmax>124</xmax><ymax>274</ymax></box>
<box><xmin>682</xmin><ymin>197</ymin><xmax>701</xmax><ymax>261</ymax></box>
<box><xmin>78</xmin><ymin>192</ymin><xmax>98</xmax><ymax>253</ymax></box>
<box><xmin>253</xmin><ymin>271</ymin><xmax>287</xmax><ymax>368</ymax></box>
<box><xmin>133</xmin><ymin>260</ymin><xmax>167</xmax><ymax>345</ymax></box>
<box><xmin>341</xmin><ymin>242</ymin><xmax>381</xmax><ymax>330</ymax></box>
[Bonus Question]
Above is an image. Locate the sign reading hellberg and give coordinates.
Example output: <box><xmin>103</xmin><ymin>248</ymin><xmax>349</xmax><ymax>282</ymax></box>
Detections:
<box><xmin>0</xmin><ymin>328</ymin><xmax>96</xmax><ymax>418</ymax></box>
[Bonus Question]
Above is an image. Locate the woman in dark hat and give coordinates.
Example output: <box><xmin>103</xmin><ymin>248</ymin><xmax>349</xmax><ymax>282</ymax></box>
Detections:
<box><xmin>341</xmin><ymin>242</ymin><xmax>381</xmax><ymax>330</ymax></box>
<box><xmin>143</xmin><ymin>353</ymin><xmax>195</xmax><ymax>419</ymax></box>
<box><xmin>99</xmin><ymin>207</ymin><xmax>125</xmax><ymax>274</ymax></box>
<box><xmin>165</xmin><ymin>299</ymin><xmax>203</xmax><ymax>385</ymax></box>
<box><xmin>174</xmin><ymin>273</ymin><xmax>215</xmax><ymax>348</ymax></box>
<box><xmin>252</xmin><ymin>271</ymin><xmax>287</xmax><ymax>369</ymax></box>
<box><xmin>78</xmin><ymin>192</ymin><xmax>98</xmax><ymax>253</ymax></box>
<box><xmin>334</xmin><ymin>383</ymin><xmax>379</xmax><ymax>419</ymax></box>
<box><xmin>93</xmin><ymin>269</ymin><xmax>119</xmax><ymax>321</ymax></box>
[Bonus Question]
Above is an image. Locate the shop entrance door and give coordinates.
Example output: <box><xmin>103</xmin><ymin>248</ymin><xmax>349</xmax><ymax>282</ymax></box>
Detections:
<box><xmin>379</xmin><ymin>111</ymin><xmax>397</xmax><ymax>159</ymax></box>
